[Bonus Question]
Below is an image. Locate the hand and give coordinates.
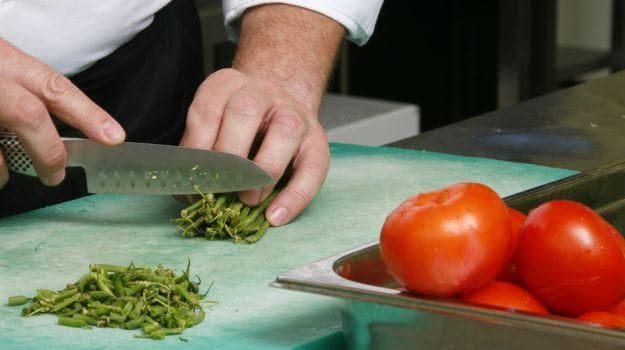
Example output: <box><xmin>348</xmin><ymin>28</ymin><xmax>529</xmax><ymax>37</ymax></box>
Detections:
<box><xmin>180</xmin><ymin>4</ymin><xmax>344</xmax><ymax>226</ymax></box>
<box><xmin>180</xmin><ymin>68</ymin><xmax>330</xmax><ymax>226</ymax></box>
<box><xmin>0</xmin><ymin>38</ymin><xmax>125</xmax><ymax>189</ymax></box>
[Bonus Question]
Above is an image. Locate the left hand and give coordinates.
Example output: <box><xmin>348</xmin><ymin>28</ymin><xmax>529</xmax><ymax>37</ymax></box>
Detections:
<box><xmin>180</xmin><ymin>68</ymin><xmax>330</xmax><ymax>226</ymax></box>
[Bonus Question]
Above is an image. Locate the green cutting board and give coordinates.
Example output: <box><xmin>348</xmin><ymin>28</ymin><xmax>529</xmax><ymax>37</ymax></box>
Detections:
<box><xmin>0</xmin><ymin>144</ymin><xmax>575</xmax><ymax>349</ymax></box>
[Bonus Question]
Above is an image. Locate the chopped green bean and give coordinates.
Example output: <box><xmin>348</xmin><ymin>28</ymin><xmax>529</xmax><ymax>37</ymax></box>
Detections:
<box><xmin>174</xmin><ymin>189</ymin><xmax>278</xmax><ymax>243</ymax></box>
<box><xmin>36</xmin><ymin>289</ymin><xmax>56</xmax><ymax>301</ymax></box>
<box><xmin>124</xmin><ymin>316</ymin><xmax>144</xmax><ymax>330</ymax></box>
<box><xmin>11</xmin><ymin>261</ymin><xmax>211</xmax><ymax>340</ymax></box>
<box><xmin>142</xmin><ymin>329</ymin><xmax>166</xmax><ymax>340</ymax></box>
<box><xmin>121</xmin><ymin>301</ymin><xmax>134</xmax><ymax>317</ymax></box>
<box><xmin>56</xmin><ymin>288</ymin><xmax>79</xmax><ymax>301</ymax></box>
<box><xmin>92</xmin><ymin>264</ymin><xmax>129</xmax><ymax>274</ymax></box>
<box><xmin>95</xmin><ymin>274</ymin><xmax>116</xmax><ymax>298</ymax></box>
<box><xmin>129</xmin><ymin>300</ymin><xmax>144</xmax><ymax>320</ymax></box>
<box><xmin>7</xmin><ymin>296</ymin><xmax>30</xmax><ymax>306</ymax></box>
<box><xmin>52</xmin><ymin>294</ymin><xmax>81</xmax><ymax>312</ymax></box>
<box><xmin>58</xmin><ymin>316</ymin><xmax>90</xmax><ymax>329</ymax></box>
<box><xmin>89</xmin><ymin>291</ymin><xmax>113</xmax><ymax>301</ymax></box>
<box><xmin>77</xmin><ymin>273</ymin><xmax>94</xmax><ymax>292</ymax></box>
<box><xmin>72</xmin><ymin>314</ymin><xmax>99</xmax><ymax>326</ymax></box>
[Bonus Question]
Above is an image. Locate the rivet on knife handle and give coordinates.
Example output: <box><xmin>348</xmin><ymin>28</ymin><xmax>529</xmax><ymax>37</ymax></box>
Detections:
<box><xmin>0</xmin><ymin>132</ymin><xmax>37</xmax><ymax>176</ymax></box>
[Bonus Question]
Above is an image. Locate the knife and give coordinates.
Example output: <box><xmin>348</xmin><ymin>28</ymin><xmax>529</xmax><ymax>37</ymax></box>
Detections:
<box><xmin>0</xmin><ymin>132</ymin><xmax>274</xmax><ymax>195</ymax></box>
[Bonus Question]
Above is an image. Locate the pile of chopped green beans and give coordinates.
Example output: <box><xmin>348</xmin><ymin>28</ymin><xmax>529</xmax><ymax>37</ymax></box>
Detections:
<box><xmin>8</xmin><ymin>261</ymin><xmax>213</xmax><ymax>340</ymax></box>
<box><xmin>174</xmin><ymin>191</ymin><xmax>278</xmax><ymax>244</ymax></box>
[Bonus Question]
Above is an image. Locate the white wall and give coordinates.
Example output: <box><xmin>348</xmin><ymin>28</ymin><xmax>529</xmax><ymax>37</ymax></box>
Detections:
<box><xmin>557</xmin><ymin>0</ymin><xmax>612</xmax><ymax>50</ymax></box>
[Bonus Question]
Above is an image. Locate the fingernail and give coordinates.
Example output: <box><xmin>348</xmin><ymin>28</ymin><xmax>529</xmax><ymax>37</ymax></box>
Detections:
<box><xmin>267</xmin><ymin>206</ymin><xmax>288</xmax><ymax>226</ymax></box>
<box><xmin>102</xmin><ymin>119</ymin><xmax>125</xmax><ymax>143</ymax></box>
<box><xmin>44</xmin><ymin>168</ymin><xmax>65</xmax><ymax>186</ymax></box>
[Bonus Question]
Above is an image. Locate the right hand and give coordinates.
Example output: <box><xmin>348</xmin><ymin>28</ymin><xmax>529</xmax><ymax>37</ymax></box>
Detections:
<box><xmin>0</xmin><ymin>38</ymin><xmax>126</xmax><ymax>189</ymax></box>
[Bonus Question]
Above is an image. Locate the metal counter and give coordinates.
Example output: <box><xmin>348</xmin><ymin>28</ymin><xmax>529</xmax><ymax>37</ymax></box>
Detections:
<box><xmin>391</xmin><ymin>70</ymin><xmax>625</xmax><ymax>171</ymax></box>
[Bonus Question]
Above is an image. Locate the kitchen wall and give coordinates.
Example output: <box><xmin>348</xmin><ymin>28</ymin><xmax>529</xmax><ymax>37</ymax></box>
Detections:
<box><xmin>193</xmin><ymin>0</ymin><xmax>229</xmax><ymax>74</ymax></box>
<box><xmin>557</xmin><ymin>0</ymin><xmax>613</xmax><ymax>80</ymax></box>
<box><xmin>557</xmin><ymin>0</ymin><xmax>612</xmax><ymax>51</ymax></box>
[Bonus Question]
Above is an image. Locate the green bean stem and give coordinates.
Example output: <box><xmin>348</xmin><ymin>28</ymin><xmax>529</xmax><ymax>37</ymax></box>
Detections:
<box><xmin>7</xmin><ymin>296</ymin><xmax>30</xmax><ymax>306</ymax></box>
<box><xmin>12</xmin><ymin>261</ymin><xmax>210</xmax><ymax>341</ymax></box>
<box><xmin>175</xmin><ymin>189</ymin><xmax>279</xmax><ymax>243</ymax></box>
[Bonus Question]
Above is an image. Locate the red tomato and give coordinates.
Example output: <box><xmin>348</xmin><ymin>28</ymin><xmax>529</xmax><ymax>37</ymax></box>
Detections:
<box><xmin>611</xmin><ymin>299</ymin><xmax>625</xmax><ymax>316</ymax></box>
<box><xmin>497</xmin><ymin>264</ymin><xmax>520</xmax><ymax>284</ymax></box>
<box><xmin>379</xmin><ymin>182</ymin><xmax>510</xmax><ymax>297</ymax></box>
<box><xmin>463</xmin><ymin>281</ymin><xmax>549</xmax><ymax>315</ymax></box>
<box><xmin>497</xmin><ymin>207</ymin><xmax>526</xmax><ymax>283</ymax></box>
<box><xmin>515</xmin><ymin>200</ymin><xmax>625</xmax><ymax>316</ymax></box>
<box><xmin>506</xmin><ymin>207</ymin><xmax>525</xmax><ymax>255</ymax></box>
<box><xmin>578</xmin><ymin>311</ymin><xmax>625</xmax><ymax>329</ymax></box>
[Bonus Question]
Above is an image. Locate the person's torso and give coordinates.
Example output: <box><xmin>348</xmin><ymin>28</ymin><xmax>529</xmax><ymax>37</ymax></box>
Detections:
<box><xmin>0</xmin><ymin>0</ymin><xmax>172</xmax><ymax>75</ymax></box>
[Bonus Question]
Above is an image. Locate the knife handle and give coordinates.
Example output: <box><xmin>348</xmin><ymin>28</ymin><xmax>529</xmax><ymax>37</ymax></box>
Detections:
<box><xmin>0</xmin><ymin>132</ymin><xmax>37</xmax><ymax>176</ymax></box>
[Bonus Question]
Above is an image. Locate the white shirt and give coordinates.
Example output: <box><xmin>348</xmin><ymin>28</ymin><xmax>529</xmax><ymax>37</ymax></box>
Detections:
<box><xmin>0</xmin><ymin>0</ymin><xmax>383</xmax><ymax>76</ymax></box>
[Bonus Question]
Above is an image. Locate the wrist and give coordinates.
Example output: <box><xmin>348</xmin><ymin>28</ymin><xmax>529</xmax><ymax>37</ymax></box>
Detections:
<box><xmin>232</xmin><ymin>4</ymin><xmax>345</xmax><ymax>113</ymax></box>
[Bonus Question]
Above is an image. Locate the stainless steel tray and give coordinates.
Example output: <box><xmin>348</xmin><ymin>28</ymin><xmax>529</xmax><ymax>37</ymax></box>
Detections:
<box><xmin>273</xmin><ymin>161</ymin><xmax>625</xmax><ymax>350</ymax></box>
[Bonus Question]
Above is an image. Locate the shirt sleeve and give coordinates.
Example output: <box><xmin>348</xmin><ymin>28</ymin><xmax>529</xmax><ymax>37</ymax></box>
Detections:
<box><xmin>221</xmin><ymin>0</ymin><xmax>384</xmax><ymax>46</ymax></box>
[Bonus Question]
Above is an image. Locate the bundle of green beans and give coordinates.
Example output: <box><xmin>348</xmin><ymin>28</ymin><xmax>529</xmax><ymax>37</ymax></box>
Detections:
<box><xmin>7</xmin><ymin>261</ymin><xmax>213</xmax><ymax>340</ymax></box>
<box><xmin>174</xmin><ymin>191</ymin><xmax>278</xmax><ymax>244</ymax></box>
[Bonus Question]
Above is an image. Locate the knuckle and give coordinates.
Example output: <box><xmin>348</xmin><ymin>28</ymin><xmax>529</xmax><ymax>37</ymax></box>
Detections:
<box><xmin>255</xmin><ymin>154</ymin><xmax>283</xmax><ymax>177</ymax></box>
<box><xmin>13</xmin><ymin>97</ymin><xmax>48</xmax><ymax>129</ymax></box>
<box><xmin>315</xmin><ymin>126</ymin><xmax>330</xmax><ymax>145</ymax></box>
<box><xmin>41</xmin><ymin>73</ymin><xmax>73</xmax><ymax>101</ymax></box>
<box><xmin>273</xmin><ymin>110</ymin><xmax>307</xmax><ymax>138</ymax></box>
<box><xmin>187</xmin><ymin>101</ymin><xmax>222</xmax><ymax>126</ymax></box>
<box><xmin>39</xmin><ymin>142</ymin><xmax>67</xmax><ymax>171</ymax></box>
<box><xmin>202</xmin><ymin>68</ymin><xmax>244</xmax><ymax>86</ymax></box>
<box><xmin>290</xmin><ymin>186</ymin><xmax>314</xmax><ymax>207</ymax></box>
<box><xmin>84</xmin><ymin>103</ymin><xmax>105</xmax><ymax>124</ymax></box>
<box><xmin>302</xmin><ymin>159</ymin><xmax>329</xmax><ymax>181</ymax></box>
<box><xmin>212</xmin><ymin>68</ymin><xmax>242</xmax><ymax>80</ymax></box>
<box><xmin>229</xmin><ymin>93</ymin><xmax>262</xmax><ymax>120</ymax></box>
<box><xmin>184</xmin><ymin>113</ymin><xmax>203</xmax><ymax>131</ymax></box>
<box><xmin>261</xmin><ymin>80</ymin><xmax>282</xmax><ymax>96</ymax></box>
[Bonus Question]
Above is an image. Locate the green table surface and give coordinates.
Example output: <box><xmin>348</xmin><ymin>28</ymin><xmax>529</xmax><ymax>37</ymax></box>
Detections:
<box><xmin>0</xmin><ymin>143</ymin><xmax>575</xmax><ymax>349</ymax></box>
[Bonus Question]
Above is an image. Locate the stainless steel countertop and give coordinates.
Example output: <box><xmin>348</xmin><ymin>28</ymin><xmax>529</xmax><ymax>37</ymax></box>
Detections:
<box><xmin>391</xmin><ymin>70</ymin><xmax>625</xmax><ymax>171</ymax></box>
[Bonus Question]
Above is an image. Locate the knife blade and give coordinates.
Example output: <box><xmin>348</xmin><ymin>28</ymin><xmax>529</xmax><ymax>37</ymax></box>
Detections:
<box><xmin>0</xmin><ymin>132</ymin><xmax>274</xmax><ymax>194</ymax></box>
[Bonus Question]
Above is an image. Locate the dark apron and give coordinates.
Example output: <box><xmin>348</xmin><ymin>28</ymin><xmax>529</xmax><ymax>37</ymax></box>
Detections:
<box><xmin>0</xmin><ymin>0</ymin><xmax>205</xmax><ymax>217</ymax></box>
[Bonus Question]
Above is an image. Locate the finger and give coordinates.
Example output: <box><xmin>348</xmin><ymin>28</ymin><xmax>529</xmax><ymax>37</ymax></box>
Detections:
<box><xmin>172</xmin><ymin>194</ymin><xmax>201</xmax><ymax>204</ymax></box>
<box><xmin>0</xmin><ymin>152</ymin><xmax>9</xmax><ymax>189</ymax></box>
<box><xmin>15</xmin><ymin>65</ymin><xmax>125</xmax><ymax>145</ymax></box>
<box><xmin>0</xmin><ymin>82</ymin><xmax>66</xmax><ymax>186</ymax></box>
<box><xmin>212</xmin><ymin>84</ymin><xmax>272</xmax><ymax>157</ymax></box>
<box><xmin>238</xmin><ymin>106</ymin><xmax>309</xmax><ymax>206</ymax></box>
<box><xmin>264</xmin><ymin>129</ymin><xmax>330</xmax><ymax>226</ymax></box>
<box><xmin>181</xmin><ymin>68</ymin><xmax>247</xmax><ymax>150</ymax></box>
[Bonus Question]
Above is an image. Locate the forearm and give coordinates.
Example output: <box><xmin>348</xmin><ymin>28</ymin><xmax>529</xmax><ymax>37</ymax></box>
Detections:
<box><xmin>232</xmin><ymin>4</ymin><xmax>345</xmax><ymax>112</ymax></box>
